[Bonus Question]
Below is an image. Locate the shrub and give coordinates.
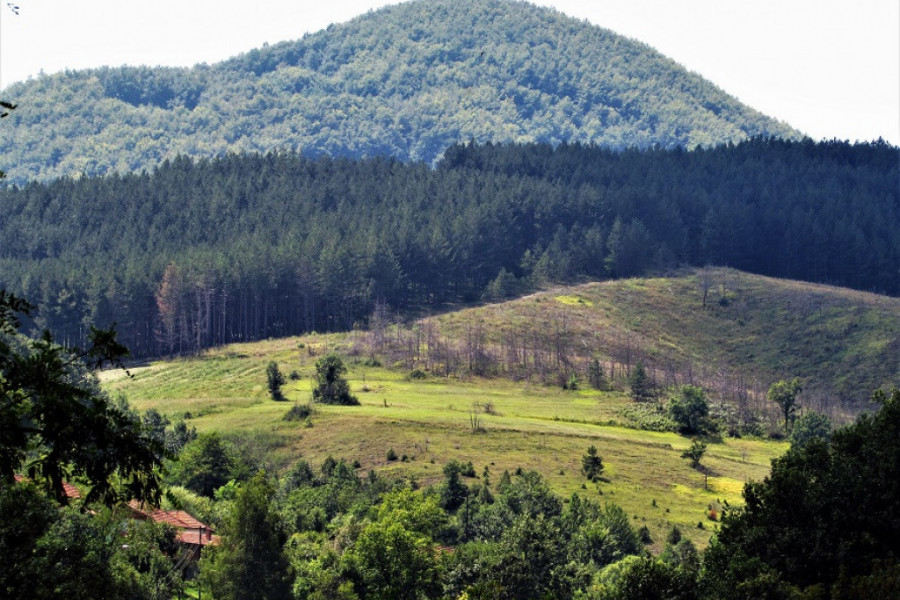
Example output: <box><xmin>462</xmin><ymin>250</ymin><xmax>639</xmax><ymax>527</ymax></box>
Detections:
<box><xmin>668</xmin><ymin>384</ymin><xmax>712</xmax><ymax>435</ymax></box>
<box><xmin>407</xmin><ymin>368</ymin><xmax>428</xmax><ymax>380</ymax></box>
<box><xmin>266</xmin><ymin>361</ymin><xmax>286</xmax><ymax>401</ymax></box>
<box><xmin>312</xmin><ymin>354</ymin><xmax>359</xmax><ymax>406</ymax></box>
<box><xmin>386</xmin><ymin>448</ymin><xmax>398</xmax><ymax>462</ymax></box>
<box><xmin>789</xmin><ymin>411</ymin><xmax>832</xmax><ymax>448</ymax></box>
<box><xmin>621</xmin><ymin>403</ymin><xmax>676</xmax><ymax>432</ymax></box>
<box><xmin>283</xmin><ymin>403</ymin><xmax>313</xmax><ymax>422</ymax></box>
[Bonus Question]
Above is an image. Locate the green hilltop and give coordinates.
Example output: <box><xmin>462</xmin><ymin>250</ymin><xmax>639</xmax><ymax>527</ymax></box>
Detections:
<box><xmin>0</xmin><ymin>0</ymin><xmax>798</xmax><ymax>183</ymax></box>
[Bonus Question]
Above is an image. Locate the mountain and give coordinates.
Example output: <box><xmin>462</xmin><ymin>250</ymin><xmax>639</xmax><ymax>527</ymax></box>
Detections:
<box><xmin>0</xmin><ymin>0</ymin><xmax>799</xmax><ymax>183</ymax></box>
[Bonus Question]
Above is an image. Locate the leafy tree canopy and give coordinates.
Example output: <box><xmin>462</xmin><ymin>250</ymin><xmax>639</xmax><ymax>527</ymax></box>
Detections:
<box><xmin>668</xmin><ymin>385</ymin><xmax>711</xmax><ymax>435</ymax></box>
<box><xmin>0</xmin><ymin>0</ymin><xmax>799</xmax><ymax>184</ymax></box>
<box><xmin>0</xmin><ymin>291</ymin><xmax>164</xmax><ymax>505</ymax></box>
<box><xmin>703</xmin><ymin>388</ymin><xmax>900</xmax><ymax>596</ymax></box>
<box><xmin>312</xmin><ymin>354</ymin><xmax>359</xmax><ymax>406</ymax></box>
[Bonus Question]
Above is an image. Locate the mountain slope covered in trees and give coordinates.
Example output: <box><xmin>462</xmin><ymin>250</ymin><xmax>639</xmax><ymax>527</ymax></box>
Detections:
<box><xmin>0</xmin><ymin>139</ymin><xmax>896</xmax><ymax>366</ymax></box>
<box><xmin>0</xmin><ymin>0</ymin><xmax>799</xmax><ymax>183</ymax></box>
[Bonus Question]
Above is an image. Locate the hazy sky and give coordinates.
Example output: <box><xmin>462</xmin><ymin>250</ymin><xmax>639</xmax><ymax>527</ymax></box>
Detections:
<box><xmin>1</xmin><ymin>0</ymin><xmax>897</xmax><ymax>144</ymax></box>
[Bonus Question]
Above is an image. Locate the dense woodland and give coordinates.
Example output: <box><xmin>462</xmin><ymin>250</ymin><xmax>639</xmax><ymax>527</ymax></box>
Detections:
<box><xmin>0</xmin><ymin>0</ymin><xmax>797</xmax><ymax>184</ymax></box>
<box><xmin>0</xmin><ymin>138</ymin><xmax>896</xmax><ymax>359</ymax></box>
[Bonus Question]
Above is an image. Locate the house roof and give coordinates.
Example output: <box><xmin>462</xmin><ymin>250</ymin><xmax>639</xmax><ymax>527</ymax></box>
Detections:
<box><xmin>176</xmin><ymin>529</ymin><xmax>221</xmax><ymax>546</ymax></box>
<box><xmin>126</xmin><ymin>500</ymin><xmax>218</xmax><ymax>545</ymax></box>
<box><xmin>13</xmin><ymin>474</ymin><xmax>81</xmax><ymax>499</ymax></box>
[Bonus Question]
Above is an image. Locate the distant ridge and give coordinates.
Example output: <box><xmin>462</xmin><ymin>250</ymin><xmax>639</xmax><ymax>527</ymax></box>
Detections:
<box><xmin>0</xmin><ymin>0</ymin><xmax>798</xmax><ymax>183</ymax></box>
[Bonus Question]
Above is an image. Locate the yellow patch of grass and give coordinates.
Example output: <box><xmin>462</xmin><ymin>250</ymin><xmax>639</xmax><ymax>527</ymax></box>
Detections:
<box><xmin>555</xmin><ymin>294</ymin><xmax>594</xmax><ymax>307</ymax></box>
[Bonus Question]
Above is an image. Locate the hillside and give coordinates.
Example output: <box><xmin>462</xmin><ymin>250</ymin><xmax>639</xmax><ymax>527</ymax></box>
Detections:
<box><xmin>0</xmin><ymin>0</ymin><xmax>799</xmax><ymax>183</ymax></box>
<box><xmin>400</xmin><ymin>269</ymin><xmax>900</xmax><ymax>410</ymax></box>
<box><xmin>98</xmin><ymin>268</ymin><xmax>899</xmax><ymax>548</ymax></box>
<box><xmin>0</xmin><ymin>140</ymin><xmax>896</xmax><ymax>360</ymax></box>
<box><xmin>101</xmin><ymin>331</ymin><xmax>788</xmax><ymax>551</ymax></box>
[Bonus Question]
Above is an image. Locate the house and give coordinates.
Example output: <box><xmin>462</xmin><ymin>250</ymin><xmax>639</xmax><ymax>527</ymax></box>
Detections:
<box><xmin>127</xmin><ymin>501</ymin><xmax>220</xmax><ymax>558</ymax></box>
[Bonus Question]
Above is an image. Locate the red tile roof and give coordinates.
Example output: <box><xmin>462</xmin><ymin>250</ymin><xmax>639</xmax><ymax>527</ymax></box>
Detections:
<box><xmin>14</xmin><ymin>474</ymin><xmax>81</xmax><ymax>499</ymax></box>
<box><xmin>126</xmin><ymin>500</ymin><xmax>217</xmax><ymax>546</ymax></box>
<box><xmin>176</xmin><ymin>529</ymin><xmax>221</xmax><ymax>546</ymax></box>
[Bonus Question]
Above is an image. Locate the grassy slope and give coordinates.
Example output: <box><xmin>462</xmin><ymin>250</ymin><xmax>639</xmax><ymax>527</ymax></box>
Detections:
<box><xmin>103</xmin><ymin>338</ymin><xmax>783</xmax><ymax>551</ymax></box>
<box><xmin>101</xmin><ymin>269</ymin><xmax>898</xmax><ymax>549</ymax></box>
<box><xmin>430</xmin><ymin>268</ymin><xmax>900</xmax><ymax>408</ymax></box>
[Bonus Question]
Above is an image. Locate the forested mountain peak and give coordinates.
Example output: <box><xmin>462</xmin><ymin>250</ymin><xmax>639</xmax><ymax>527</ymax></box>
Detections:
<box><xmin>0</xmin><ymin>0</ymin><xmax>798</xmax><ymax>183</ymax></box>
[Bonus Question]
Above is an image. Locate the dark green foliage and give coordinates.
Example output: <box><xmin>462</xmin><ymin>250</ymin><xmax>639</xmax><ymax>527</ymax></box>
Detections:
<box><xmin>280</xmin><ymin>458</ymin><xmax>368</xmax><ymax>533</ymax></box>
<box><xmin>343</xmin><ymin>512</ymin><xmax>442</xmax><ymax>600</ymax></box>
<box><xmin>568</xmin><ymin>501</ymin><xmax>645</xmax><ymax>568</ymax></box>
<box><xmin>702</xmin><ymin>388</ymin><xmax>900</xmax><ymax>597</ymax></box>
<box><xmin>767</xmin><ymin>379</ymin><xmax>802</xmax><ymax>430</ymax></box>
<box><xmin>312</xmin><ymin>354</ymin><xmax>359</xmax><ymax>406</ymax></box>
<box><xmin>0</xmin><ymin>0</ymin><xmax>798</xmax><ymax>185</ymax></box>
<box><xmin>142</xmin><ymin>409</ymin><xmax>196</xmax><ymax>454</ymax></box>
<box><xmin>0</xmin><ymin>482</ymin><xmax>57</xmax><ymax>599</ymax></box>
<box><xmin>596</xmin><ymin>556</ymin><xmax>698</xmax><ymax>600</ymax></box>
<box><xmin>0</xmin><ymin>139</ymin><xmax>896</xmax><ymax>383</ymax></box>
<box><xmin>581</xmin><ymin>445</ymin><xmax>605</xmax><ymax>481</ymax></box>
<box><xmin>281</xmin><ymin>458</ymin><xmax>316</xmax><ymax>493</ymax></box>
<box><xmin>283</xmin><ymin>403</ymin><xmax>313</xmax><ymax>422</ymax></box>
<box><xmin>588</xmin><ymin>358</ymin><xmax>605</xmax><ymax>390</ymax></box>
<box><xmin>681</xmin><ymin>439</ymin><xmax>707</xmax><ymax>469</ymax></box>
<box><xmin>668</xmin><ymin>385</ymin><xmax>712</xmax><ymax>435</ymax></box>
<box><xmin>789</xmin><ymin>411</ymin><xmax>831</xmax><ymax>448</ymax></box>
<box><xmin>407</xmin><ymin>368</ymin><xmax>428</xmax><ymax>380</ymax></box>
<box><xmin>169</xmin><ymin>432</ymin><xmax>237</xmax><ymax>497</ymax></box>
<box><xmin>266</xmin><ymin>361</ymin><xmax>286</xmax><ymax>401</ymax></box>
<box><xmin>628</xmin><ymin>362</ymin><xmax>656</xmax><ymax>402</ymax></box>
<box><xmin>168</xmin><ymin>420</ymin><xmax>197</xmax><ymax>453</ymax></box>
<box><xmin>202</xmin><ymin>471</ymin><xmax>292</xmax><ymax>600</ymax></box>
<box><xmin>0</xmin><ymin>291</ymin><xmax>164</xmax><ymax>506</ymax></box>
<box><xmin>386</xmin><ymin>448</ymin><xmax>398</xmax><ymax>462</ymax></box>
<box><xmin>441</xmin><ymin>459</ymin><xmax>470</xmax><ymax>512</ymax></box>
<box><xmin>492</xmin><ymin>513</ymin><xmax>572</xmax><ymax>600</ymax></box>
<box><xmin>0</xmin><ymin>482</ymin><xmax>183</xmax><ymax>600</ymax></box>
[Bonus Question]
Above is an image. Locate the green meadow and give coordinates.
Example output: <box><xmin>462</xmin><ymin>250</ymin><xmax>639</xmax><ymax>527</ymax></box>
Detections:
<box><xmin>101</xmin><ymin>268</ymin><xmax>900</xmax><ymax>550</ymax></box>
<box><xmin>103</xmin><ymin>333</ymin><xmax>786</xmax><ymax>551</ymax></box>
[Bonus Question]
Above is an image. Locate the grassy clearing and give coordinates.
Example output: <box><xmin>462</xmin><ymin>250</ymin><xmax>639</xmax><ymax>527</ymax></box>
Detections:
<box><xmin>103</xmin><ymin>336</ymin><xmax>786</xmax><ymax>550</ymax></box>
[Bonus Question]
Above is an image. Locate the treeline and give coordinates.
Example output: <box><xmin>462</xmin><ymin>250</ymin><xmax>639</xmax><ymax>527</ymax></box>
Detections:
<box><xmin>0</xmin><ymin>0</ymin><xmax>797</xmax><ymax>183</ymax></box>
<box><xmin>354</xmin><ymin>309</ymin><xmax>799</xmax><ymax>435</ymax></box>
<box><xmin>0</xmin><ymin>138</ymin><xmax>897</xmax><ymax>357</ymax></box>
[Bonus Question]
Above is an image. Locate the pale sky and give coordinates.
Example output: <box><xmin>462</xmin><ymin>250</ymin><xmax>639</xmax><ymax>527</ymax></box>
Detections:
<box><xmin>1</xmin><ymin>0</ymin><xmax>897</xmax><ymax>145</ymax></box>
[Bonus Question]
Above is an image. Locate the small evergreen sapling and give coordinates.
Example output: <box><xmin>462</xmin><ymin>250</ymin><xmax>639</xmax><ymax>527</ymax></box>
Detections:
<box><xmin>582</xmin><ymin>445</ymin><xmax>605</xmax><ymax>481</ymax></box>
<box><xmin>266</xmin><ymin>361</ymin><xmax>286</xmax><ymax>401</ymax></box>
